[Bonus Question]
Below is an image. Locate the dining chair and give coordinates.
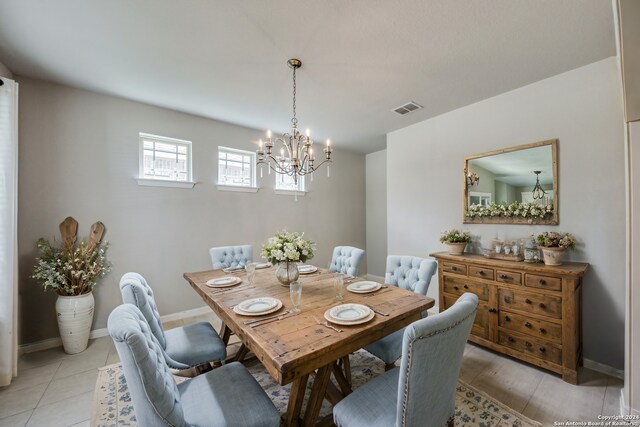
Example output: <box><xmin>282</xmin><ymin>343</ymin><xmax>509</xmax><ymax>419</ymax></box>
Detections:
<box><xmin>363</xmin><ymin>255</ymin><xmax>437</xmax><ymax>370</ymax></box>
<box><xmin>328</xmin><ymin>246</ymin><xmax>365</xmax><ymax>276</ymax></box>
<box><xmin>333</xmin><ymin>293</ymin><xmax>478</xmax><ymax>427</ymax></box>
<box><xmin>108</xmin><ymin>304</ymin><xmax>280</xmax><ymax>427</ymax></box>
<box><xmin>209</xmin><ymin>245</ymin><xmax>253</xmax><ymax>269</ymax></box>
<box><xmin>119</xmin><ymin>272</ymin><xmax>226</xmax><ymax>372</ymax></box>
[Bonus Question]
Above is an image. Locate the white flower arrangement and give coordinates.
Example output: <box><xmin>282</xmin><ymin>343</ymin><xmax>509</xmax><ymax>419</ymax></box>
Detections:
<box><xmin>261</xmin><ymin>230</ymin><xmax>315</xmax><ymax>264</ymax></box>
<box><xmin>466</xmin><ymin>202</ymin><xmax>554</xmax><ymax>221</ymax></box>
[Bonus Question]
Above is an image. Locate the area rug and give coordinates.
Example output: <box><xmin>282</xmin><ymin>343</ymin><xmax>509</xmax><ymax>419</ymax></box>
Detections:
<box><xmin>91</xmin><ymin>349</ymin><xmax>540</xmax><ymax>427</ymax></box>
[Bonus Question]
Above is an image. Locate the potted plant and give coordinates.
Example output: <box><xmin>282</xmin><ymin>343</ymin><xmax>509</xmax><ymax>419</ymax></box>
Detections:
<box><xmin>536</xmin><ymin>232</ymin><xmax>576</xmax><ymax>266</ymax></box>
<box><xmin>261</xmin><ymin>230</ymin><xmax>315</xmax><ymax>286</ymax></box>
<box><xmin>440</xmin><ymin>229</ymin><xmax>472</xmax><ymax>255</ymax></box>
<box><xmin>32</xmin><ymin>217</ymin><xmax>111</xmax><ymax>354</ymax></box>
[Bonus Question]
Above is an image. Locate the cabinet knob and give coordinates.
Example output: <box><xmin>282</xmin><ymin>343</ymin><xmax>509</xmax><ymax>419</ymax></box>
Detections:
<box><xmin>500</xmin><ymin>274</ymin><xmax>508</xmax><ymax>279</ymax></box>
<box><xmin>479</xmin><ymin>271</ymin><xmax>485</xmax><ymax>276</ymax></box>
<box><xmin>463</xmin><ymin>284</ymin><xmax>469</xmax><ymax>289</ymax></box>
<box><xmin>451</xmin><ymin>266</ymin><xmax>458</xmax><ymax>271</ymax></box>
<box><xmin>504</xmin><ymin>296</ymin><xmax>511</xmax><ymax>303</ymax></box>
<box><xmin>504</xmin><ymin>315</ymin><xmax>510</xmax><ymax>321</ymax></box>
<box><xmin>453</xmin><ymin>286</ymin><xmax>459</xmax><ymax>291</ymax></box>
<box><xmin>525</xmin><ymin>298</ymin><xmax>532</xmax><ymax>304</ymax></box>
<box><xmin>489</xmin><ymin>308</ymin><xmax>497</xmax><ymax>313</ymax></box>
<box><xmin>508</xmin><ymin>336</ymin><xmax>515</xmax><ymax>342</ymax></box>
<box><xmin>539</xmin><ymin>347</ymin><xmax>546</xmax><ymax>353</ymax></box>
<box><xmin>538</xmin><ymin>279</ymin><xmax>546</xmax><ymax>285</ymax></box>
<box><xmin>539</xmin><ymin>328</ymin><xmax>547</xmax><ymax>334</ymax></box>
<box><xmin>525</xmin><ymin>322</ymin><xmax>532</xmax><ymax>328</ymax></box>
<box><xmin>525</xmin><ymin>341</ymin><xmax>532</xmax><ymax>348</ymax></box>
<box><xmin>539</xmin><ymin>303</ymin><xmax>546</xmax><ymax>309</ymax></box>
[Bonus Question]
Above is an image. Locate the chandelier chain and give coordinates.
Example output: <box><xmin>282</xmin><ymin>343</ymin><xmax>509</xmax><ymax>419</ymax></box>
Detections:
<box><xmin>291</xmin><ymin>66</ymin><xmax>297</xmax><ymax>125</ymax></box>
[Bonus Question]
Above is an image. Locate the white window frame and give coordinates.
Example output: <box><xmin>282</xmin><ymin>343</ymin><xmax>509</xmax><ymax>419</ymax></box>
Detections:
<box><xmin>274</xmin><ymin>160</ymin><xmax>306</xmax><ymax>195</ymax></box>
<box><xmin>137</xmin><ymin>133</ymin><xmax>195</xmax><ymax>188</ymax></box>
<box><xmin>468</xmin><ymin>191</ymin><xmax>491</xmax><ymax>207</ymax></box>
<box><xmin>216</xmin><ymin>146</ymin><xmax>259</xmax><ymax>192</ymax></box>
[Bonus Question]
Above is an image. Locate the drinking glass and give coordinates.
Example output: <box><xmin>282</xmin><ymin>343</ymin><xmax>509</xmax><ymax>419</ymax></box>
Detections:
<box><xmin>290</xmin><ymin>281</ymin><xmax>302</xmax><ymax>314</ymax></box>
<box><xmin>245</xmin><ymin>262</ymin><xmax>256</xmax><ymax>285</ymax></box>
<box><xmin>333</xmin><ymin>276</ymin><xmax>344</xmax><ymax>301</ymax></box>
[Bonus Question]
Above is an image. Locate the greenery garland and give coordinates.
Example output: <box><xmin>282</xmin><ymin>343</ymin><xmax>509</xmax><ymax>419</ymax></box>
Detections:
<box><xmin>466</xmin><ymin>201</ymin><xmax>554</xmax><ymax>220</ymax></box>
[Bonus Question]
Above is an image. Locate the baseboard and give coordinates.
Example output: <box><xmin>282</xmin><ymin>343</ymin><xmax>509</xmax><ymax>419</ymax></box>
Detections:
<box><xmin>583</xmin><ymin>358</ymin><xmax>624</xmax><ymax>379</ymax></box>
<box><xmin>365</xmin><ymin>274</ymin><xmax>385</xmax><ymax>282</ymax></box>
<box><xmin>18</xmin><ymin>305</ymin><xmax>212</xmax><ymax>355</ymax></box>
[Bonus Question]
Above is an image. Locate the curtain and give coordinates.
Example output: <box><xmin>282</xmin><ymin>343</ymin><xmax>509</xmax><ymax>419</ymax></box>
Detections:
<box><xmin>0</xmin><ymin>76</ymin><xmax>18</xmax><ymax>386</ymax></box>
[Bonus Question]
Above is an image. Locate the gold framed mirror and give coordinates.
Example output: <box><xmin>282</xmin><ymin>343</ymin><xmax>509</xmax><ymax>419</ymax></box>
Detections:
<box><xmin>463</xmin><ymin>139</ymin><xmax>558</xmax><ymax>225</ymax></box>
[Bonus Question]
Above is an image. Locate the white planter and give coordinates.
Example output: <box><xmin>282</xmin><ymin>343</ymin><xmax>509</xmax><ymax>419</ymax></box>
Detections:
<box><xmin>444</xmin><ymin>242</ymin><xmax>467</xmax><ymax>255</ymax></box>
<box><xmin>541</xmin><ymin>247</ymin><xmax>566</xmax><ymax>266</ymax></box>
<box><xmin>56</xmin><ymin>292</ymin><xmax>95</xmax><ymax>354</ymax></box>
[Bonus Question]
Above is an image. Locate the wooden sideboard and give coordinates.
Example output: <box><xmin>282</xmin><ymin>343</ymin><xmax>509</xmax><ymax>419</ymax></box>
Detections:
<box><xmin>430</xmin><ymin>252</ymin><xmax>589</xmax><ymax>384</ymax></box>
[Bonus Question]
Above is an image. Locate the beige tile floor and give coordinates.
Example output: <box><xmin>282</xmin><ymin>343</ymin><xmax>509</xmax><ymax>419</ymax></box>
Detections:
<box><xmin>0</xmin><ymin>312</ymin><xmax>623</xmax><ymax>426</ymax></box>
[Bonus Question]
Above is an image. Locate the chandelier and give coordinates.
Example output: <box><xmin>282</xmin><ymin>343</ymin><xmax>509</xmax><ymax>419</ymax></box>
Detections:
<box><xmin>256</xmin><ymin>59</ymin><xmax>333</xmax><ymax>184</ymax></box>
<box><xmin>532</xmin><ymin>171</ymin><xmax>546</xmax><ymax>200</ymax></box>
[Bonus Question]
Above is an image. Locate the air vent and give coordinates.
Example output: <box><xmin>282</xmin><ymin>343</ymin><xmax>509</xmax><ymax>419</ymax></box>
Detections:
<box><xmin>392</xmin><ymin>101</ymin><xmax>423</xmax><ymax>116</ymax></box>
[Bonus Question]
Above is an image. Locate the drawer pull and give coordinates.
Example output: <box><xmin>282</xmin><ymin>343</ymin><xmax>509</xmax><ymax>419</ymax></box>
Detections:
<box><xmin>489</xmin><ymin>308</ymin><xmax>497</xmax><ymax>313</ymax></box>
<box><xmin>538</xmin><ymin>279</ymin><xmax>546</xmax><ymax>285</ymax></box>
<box><xmin>453</xmin><ymin>286</ymin><xmax>459</xmax><ymax>291</ymax></box>
<box><xmin>539</xmin><ymin>328</ymin><xmax>547</xmax><ymax>334</ymax></box>
<box><xmin>539</xmin><ymin>347</ymin><xmax>546</xmax><ymax>353</ymax></box>
<box><xmin>479</xmin><ymin>271</ymin><xmax>485</xmax><ymax>276</ymax></box>
<box><xmin>504</xmin><ymin>296</ymin><xmax>511</xmax><ymax>303</ymax></box>
<box><xmin>500</xmin><ymin>274</ymin><xmax>509</xmax><ymax>280</ymax></box>
<box><xmin>504</xmin><ymin>315</ymin><xmax>510</xmax><ymax>321</ymax></box>
<box><xmin>524</xmin><ymin>322</ymin><xmax>532</xmax><ymax>328</ymax></box>
<box><xmin>507</xmin><ymin>336</ymin><xmax>515</xmax><ymax>343</ymax></box>
<box><xmin>525</xmin><ymin>341</ymin><xmax>532</xmax><ymax>348</ymax></box>
<box><xmin>525</xmin><ymin>298</ymin><xmax>532</xmax><ymax>304</ymax></box>
<box><xmin>463</xmin><ymin>284</ymin><xmax>469</xmax><ymax>289</ymax></box>
<box><xmin>539</xmin><ymin>303</ymin><xmax>547</xmax><ymax>309</ymax></box>
<box><xmin>451</xmin><ymin>266</ymin><xmax>458</xmax><ymax>271</ymax></box>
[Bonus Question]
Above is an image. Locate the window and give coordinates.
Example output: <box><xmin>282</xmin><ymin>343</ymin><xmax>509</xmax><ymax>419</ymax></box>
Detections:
<box><xmin>138</xmin><ymin>133</ymin><xmax>193</xmax><ymax>187</ymax></box>
<box><xmin>275</xmin><ymin>161</ymin><xmax>305</xmax><ymax>192</ymax></box>
<box><xmin>217</xmin><ymin>147</ymin><xmax>256</xmax><ymax>188</ymax></box>
<box><xmin>468</xmin><ymin>191</ymin><xmax>491</xmax><ymax>207</ymax></box>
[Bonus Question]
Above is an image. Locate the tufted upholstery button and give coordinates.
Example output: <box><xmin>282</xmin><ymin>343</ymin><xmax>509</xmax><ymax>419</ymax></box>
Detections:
<box><xmin>209</xmin><ymin>245</ymin><xmax>253</xmax><ymax>269</ymax></box>
<box><xmin>328</xmin><ymin>246</ymin><xmax>365</xmax><ymax>276</ymax></box>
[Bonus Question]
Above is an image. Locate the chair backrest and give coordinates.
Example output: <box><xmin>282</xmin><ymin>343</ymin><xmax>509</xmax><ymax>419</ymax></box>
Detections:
<box><xmin>108</xmin><ymin>304</ymin><xmax>187</xmax><ymax>427</ymax></box>
<box><xmin>328</xmin><ymin>246</ymin><xmax>365</xmax><ymax>276</ymax></box>
<box><xmin>395</xmin><ymin>293</ymin><xmax>478</xmax><ymax>427</ymax></box>
<box><xmin>209</xmin><ymin>245</ymin><xmax>253</xmax><ymax>269</ymax></box>
<box><xmin>119</xmin><ymin>272</ymin><xmax>166</xmax><ymax>349</ymax></box>
<box><xmin>385</xmin><ymin>255</ymin><xmax>437</xmax><ymax>295</ymax></box>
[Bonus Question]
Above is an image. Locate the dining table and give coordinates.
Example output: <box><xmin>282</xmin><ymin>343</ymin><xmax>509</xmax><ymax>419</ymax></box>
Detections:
<box><xmin>183</xmin><ymin>265</ymin><xmax>435</xmax><ymax>427</ymax></box>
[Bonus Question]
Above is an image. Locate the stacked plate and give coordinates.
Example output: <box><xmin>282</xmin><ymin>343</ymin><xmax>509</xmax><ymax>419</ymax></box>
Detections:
<box><xmin>233</xmin><ymin>297</ymin><xmax>283</xmax><ymax>316</ymax></box>
<box><xmin>324</xmin><ymin>303</ymin><xmax>375</xmax><ymax>326</ymax></box>
<box><xmin>346</xmin><ymin>281</ymin><xmax>381</xmax><ymax>294</ymax></box>
<box><xmin>298</xmin><ymin>264</ymin><xmax>318</xmax><ymax>274</ymax></box>
<box><xmin>255</xmin><ymin>262</ymin><xmax>272</xmax><ymax>269</ymax></box>
<box><xmin>206</xmin><ymin>276</ymin><xmax>242</xmax><ymax>288</ymax></box>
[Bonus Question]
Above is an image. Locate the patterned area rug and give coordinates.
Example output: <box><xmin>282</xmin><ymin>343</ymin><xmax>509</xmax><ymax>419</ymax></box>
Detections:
<box><xmin>91</xmin><ymin>349</ymin><xmax>540</xmax><ymax>427</ymax></box>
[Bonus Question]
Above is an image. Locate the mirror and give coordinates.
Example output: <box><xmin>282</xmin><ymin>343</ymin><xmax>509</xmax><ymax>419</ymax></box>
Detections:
<box><xmin>464</xmin><ymin>139</ymin><xmax>558</xmax><ymax>224</ymax></box>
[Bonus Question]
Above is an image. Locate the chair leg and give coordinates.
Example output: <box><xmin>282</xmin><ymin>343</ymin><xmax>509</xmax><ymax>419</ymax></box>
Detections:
<box><xmin>446</xmin><ymin>415</ymin><xmax>454</xmax><ymax>427</ymax></box>
<box><xmin>384</xmin><ymin>362</ymin><xmax>396</xmax><ymax>372</ymax></box>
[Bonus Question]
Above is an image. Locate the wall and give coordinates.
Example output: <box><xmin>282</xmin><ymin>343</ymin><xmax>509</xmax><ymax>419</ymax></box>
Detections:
<box><xmin>17</xmin><ymin>77</ymin><xmax>366</xmax><ymax>344</ymax></box>
<box><xmin>0</xmin><ymin>60</ymin><xmax>12</xmax><ymax>78</ymax></box>
<box><xmin>494</xmin><ymin>181</ymin><xmax>516</xmax><ymax>205</ymax></box>
<box><xmin>468</xmin><ymin>164</ymin><xmax>496</xmax><ymax>202</ymax></box>
<box><xmin>365</xmin><ymin>150</ymin><xmax>387</xmax><ymax>278</ymax></box>
<box><xmin>387</xmin><ymin>57</ymin><xmax>625</xmax><ymax>369</ymax></box>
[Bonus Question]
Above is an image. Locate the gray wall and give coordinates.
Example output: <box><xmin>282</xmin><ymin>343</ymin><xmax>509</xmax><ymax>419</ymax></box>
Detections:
<box><xmin>387</xmin><ymin>57</ymin><xmax>625</xmax><ymax>369</ymax></box>
<box><xmin>365</xmin><ymin>150</ymin><xmax>387</xmax><ymax>278</ymax></box>
<box><xmin>468</xmin><ymin>164</ymin><xmax>496</xmax><ymax>202</ymax></box>
<box><xmin>17</xmin><ymin>77</ymin><xmax>366</xmax><ymax>344</ymax></box>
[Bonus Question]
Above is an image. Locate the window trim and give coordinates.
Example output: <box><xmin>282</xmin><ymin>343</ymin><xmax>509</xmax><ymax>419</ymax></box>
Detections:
<box><xmin>274</xmin><ymin>161</ymin><xmax>306</xmax><ymax>193</ymax></box>
<box><xmin>138</xmin><ymin>132</ymin><xmax>195</xmax><ymax>187</ymax></box>
<box><xmin>217</xmin><ymin>146</ymin><xmax>257</xmax><ymax>189</ymax></box>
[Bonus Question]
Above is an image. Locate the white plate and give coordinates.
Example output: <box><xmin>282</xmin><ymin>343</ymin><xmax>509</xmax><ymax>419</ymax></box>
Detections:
<box><xmin>328</xmin><ymin>304</ymin><xmax>371</xmax><ymax>322</ymax></box>
<box><xmin>298</xmin><ymin>265</ymin><xmax>318</xmax><ymax>274</ymax></box>
<box><xmin>255</xmin><ymin>262</ymin><xmax>272</xmax><ymax>269</ymax></box>
<box><xmin>324</xmin><ymin>308</ymin><xmax>375</xmax><ymax>326</ymax></box>
<box><xmin>234</xmin><ymin>299</ymin><xmax>283</xmax><ymax>317</ymax></box>
<box><xmin>237</xmin><ymin>297</ymin><xmax>279</xmax><ymax>313</ymax></box>
<box><xmin>346</xmin><ymin>281</ymin><xmax>381</xmax><ymax>294</ymax></box>
<box><xmin>205</xmin><ymin>276</ymin><xmax>242</xmax><ymax>288</ymax></box>
<box><xmin>223</xmin><ymin>266</ymin><xmax>245</xmax><ymax>273</ymax></box>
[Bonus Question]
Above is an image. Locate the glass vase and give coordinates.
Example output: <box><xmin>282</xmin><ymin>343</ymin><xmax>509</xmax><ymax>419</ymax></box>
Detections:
<box><xmin>276</xmin><ymin>261</ymin><xmax>300</xmax><ymax>287</ymax></box>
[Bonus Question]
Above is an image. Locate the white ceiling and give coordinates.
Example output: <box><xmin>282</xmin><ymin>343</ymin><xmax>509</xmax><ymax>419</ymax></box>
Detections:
<box><xmin>0</xmin><ymin>0</ymin><xmax>615</xmax><ymax>153</ymax></box>
<box><xmin>470</xmin><ymin>145</ymin><xmax>553</xmax><ymax>187</ymax></box>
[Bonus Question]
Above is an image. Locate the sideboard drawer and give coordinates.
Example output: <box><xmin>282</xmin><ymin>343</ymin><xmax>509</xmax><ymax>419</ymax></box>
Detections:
<box><xmin>499</xmin><ymin>331</ymin><xmax>562</xmax><ymax>365</ymax></box>
<box><xmin>444</xmin><ymin>294</ymin><xmax>489</xmax><ymax>339</ymax></box>
<box><xmin>442</xmin><ymin>262</ymin><xmax>467</xmax><ymax>276</ymax></box>
<box><xmin>496</xmin><ymin>270</ymin><xmax>522</xmax><ymax>285</ymax></box>
<box><xmin>469</xmin><ymin>265</ymin><xmax>495</xmax><ymax>281</ymax></box>
<box><xmin>443</xmin><ymin>277</ymin><xmax>489</xmax><ymax>301</ymax></box>
<box><xmin>500</xmin><ymin>311</ymin><xmax>562</xmax><ymax>344</ymax></box>
<box><xmin>525</xmin><ymin>274</ymin><xmax>562</xmax><ymax>292</ymax></box>
<box><xmin>499</xmin><ymin>288</ymin><xmax>562</xmax><ymax>319</ymax></box>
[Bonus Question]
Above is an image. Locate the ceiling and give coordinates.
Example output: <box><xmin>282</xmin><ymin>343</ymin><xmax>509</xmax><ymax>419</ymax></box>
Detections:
<box><xmin>0</xmin><ymin>1</ymin><xmax>616</xmax><ymax>153</ymax></box>
<box><xmin>470</xmin><ymin>145</ymin><xmax>553</xmax><ymax>187</ymax></box>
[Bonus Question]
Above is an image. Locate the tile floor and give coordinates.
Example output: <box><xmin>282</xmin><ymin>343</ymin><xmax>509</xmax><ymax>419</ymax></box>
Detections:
<box><xmin>0</xmin><ymin>312</ymin><xmax>623</xmax><ymax>426</ymax></box>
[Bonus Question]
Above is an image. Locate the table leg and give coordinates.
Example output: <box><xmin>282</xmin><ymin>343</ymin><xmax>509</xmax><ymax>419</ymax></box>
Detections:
<box><xmin>234</xmin><ymin>344</ymin><xmax>249</xmax><ymax>362</ymax></box>
<box><xmin>331</xmin><ymin>362</ymin><xmax>352</xmax><ymax>396</ymax></box>
<box><xmin>220</xmin><ymin>323</ymin><xmax>232</xmax><ymax>345</ymax></box>
<box><xmin>283</xmin><ymin>374</ymin><xmax>309</xmax><ymax>427</ymax></box>
<box><xmin>302</xmin><ymin>364</ymin><xmax>332</xmax><ymax>427</ymax></box>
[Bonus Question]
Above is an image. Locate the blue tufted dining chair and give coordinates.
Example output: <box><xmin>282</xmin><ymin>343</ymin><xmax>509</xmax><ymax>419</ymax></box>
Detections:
<box><xmin>209</xmin><ymin>245</ymin><xmax>253</xmax><ymax>269</ymax></box>
<box><xmin>119</xmin><ymin>272</ymin><xmax>226</xmax><ymax>372</ymax></box>
<box><xmin>328</xmin><ymin>246</ymin><xmax>365</xmax><ymax>276</ymax></box>
<box><xmin>364</xmin><ymin>256</ymin><xmax>437</xmax><ymax>370</ymax></box>
<box><xmin>108</xmin><ymin>304</ymin><xmax>280</xmax><ymax>427</ymax></box>
<box><xmin>333</xmin><ymin>293</ymin><xmax>478</xmax><ymax>427</ymax></box>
